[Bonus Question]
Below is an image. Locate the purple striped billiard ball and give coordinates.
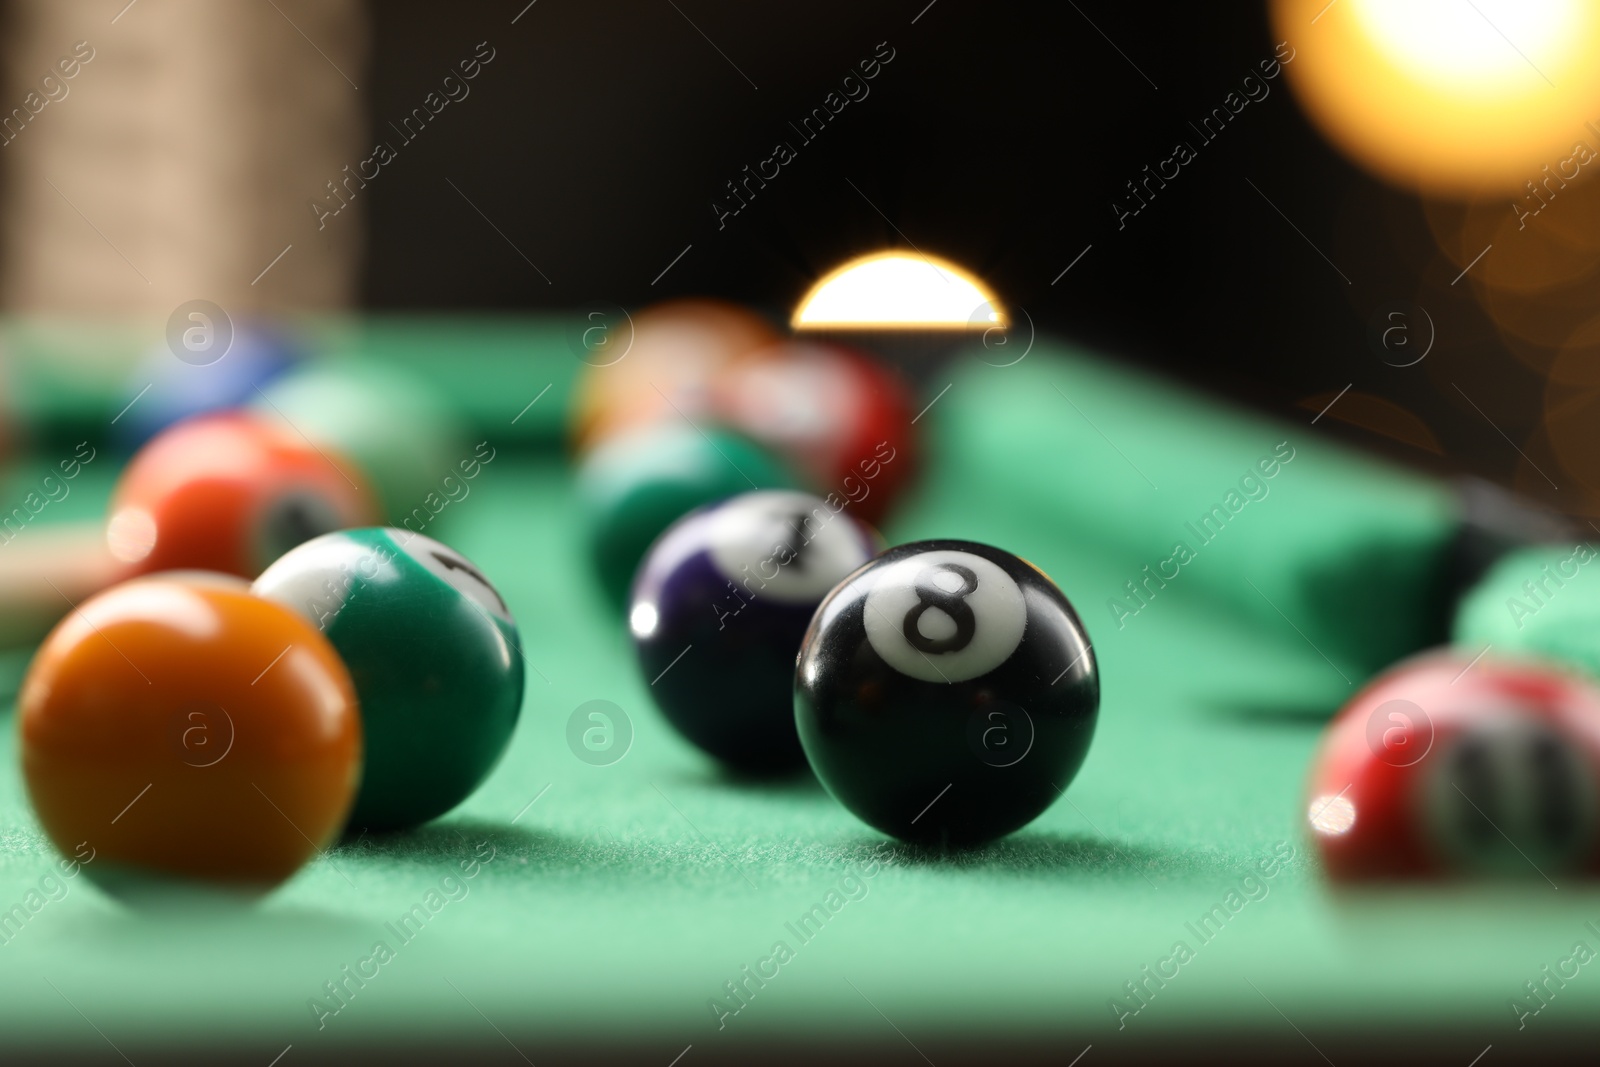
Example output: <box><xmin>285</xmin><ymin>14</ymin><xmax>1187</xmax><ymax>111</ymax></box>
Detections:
<box><xmin>630</xmin><ymin>490</ymin><xmax>881</xmax><ymax>771</ymax></box>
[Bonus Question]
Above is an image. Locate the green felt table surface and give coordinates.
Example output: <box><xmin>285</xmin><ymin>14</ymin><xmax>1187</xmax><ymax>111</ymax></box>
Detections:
<box><xmin>1</xmin><ymin>322</ymin><xmax>1596</xmax><ymax>1064</ymax></box>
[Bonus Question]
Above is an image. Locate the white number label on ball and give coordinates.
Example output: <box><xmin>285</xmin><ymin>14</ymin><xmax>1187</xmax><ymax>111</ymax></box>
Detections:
<box><xmin>707</xmin><ymin>491</ymin><xmax>871</xmax><ymax>605</ymax></box>
<box><xmin>398</xmin><ymin>532</ymin><xmax>516</xmax><ymax>625</ymax></box>
<box><xmin>1421</xmin><ymin>712</ymin><xmax>1597</xmax><ymax>875</ymax></box>
<box><xmin>862</xmin><ymin>550</ymin><xmax>1026</xmax><ymax>683</ymax></box>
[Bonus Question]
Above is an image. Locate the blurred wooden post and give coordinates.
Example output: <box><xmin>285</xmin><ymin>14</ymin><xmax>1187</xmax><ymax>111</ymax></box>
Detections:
<box><xmin>0</xmin><ymin>0</ymin><xmax>368</xmax><ymax>317</ymax></box>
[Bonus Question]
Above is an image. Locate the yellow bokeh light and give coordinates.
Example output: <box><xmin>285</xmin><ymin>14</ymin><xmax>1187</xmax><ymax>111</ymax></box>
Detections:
<box><xmin>1273</xmin><ymin>0</ymin><xmax>1600</xmax><ymax>194</ymax></box>
<box><xmin>1355</xmin><ymin>0</ymin><xmax>1577</xmax><ymax>89</ymax></box>
<box><xmin>791</xmin><ymin>251</ymin><xmax>1006</xmax><ymax>331</ymax></box>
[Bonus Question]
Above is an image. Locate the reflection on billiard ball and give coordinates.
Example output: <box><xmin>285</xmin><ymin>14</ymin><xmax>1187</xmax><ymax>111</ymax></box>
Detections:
<box><xmin>253</xmin><ymin>527</ymin><xmax>525</xmax><ymax>833</ymax></box>
<box><xmin>19</xmin><ymin>573</ymin><xmax>361</xmax><ymax>896</ymax></box>
<box><xmin>795</xmin><ymin>540</ymin><xmax>1099</xmax><ymax>846</ymax></box>
<box><xmin>630</xmin><ymin>489</ymin><xmax>881</xmax><ymax>771</ymax></box>
<box><xmin>1306</xmin><ymin>651</ymin><xmax>1600</xmax><ymax>880</ymax></box>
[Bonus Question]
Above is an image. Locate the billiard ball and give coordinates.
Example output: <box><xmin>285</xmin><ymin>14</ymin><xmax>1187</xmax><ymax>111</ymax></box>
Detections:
<box><xmin>1454</xmin><ymin>542</ymin><xmax>1600</xmax><ymax>679</ymax></box>
<box><xmin>105</xmin><ymin>411</ymin><xmax>380</xmax><ymax>580</ymax></box>
<box><xmin>250</xmin><ymin>358</ymin><xmax>465</xmax><ymax>525</ymax></box>
<box><xmin>631</xmin><ymin>490</ymin><xmax>882</xmax><ymax>770</ymax></box>
<box><xmin>710</xmin><ymin>341</ymin><xmax>920</xmax><ymax>524</ymax></box>
<box><xmin>569</xmin><ymin>299</ymin><xmax>779</xmax><ymax>453</ymax></box>
<box><xmin>795</xmin><ymin>540</ymin><xmax>1099</xmax><ymax>846</ymax></box>
<box><xmin>253</xmin><ymin>527</ymin><xmax>524</xmax><ymax>832</ymax></box>
<box><xmin>18</xmin><ymin>572</ymin><xmax>361</xmax><ymax>895</ymax></box>
<box><xmin>577</xmin><ymin>421</ymin><xmax>796</xmax><ymax>609</ymax></box>
<box><xmin>1305</xmin><ymin>651</ymin><xmax>1600</xmax><ymax>880</ymax></box>
<box><xmin>114</xmin><ymin>323</ymin><xmax>301</xmax><ymax>450</ymax></box>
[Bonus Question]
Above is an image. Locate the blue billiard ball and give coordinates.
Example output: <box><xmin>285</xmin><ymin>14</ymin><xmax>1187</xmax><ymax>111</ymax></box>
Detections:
<box><xmin>114</xmin><ymin>323</ymin><xmax>301</xmax><ymax>450</ymax></box>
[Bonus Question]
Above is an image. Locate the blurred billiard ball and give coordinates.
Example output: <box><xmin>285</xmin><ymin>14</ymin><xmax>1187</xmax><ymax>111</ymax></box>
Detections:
<box><xmin>576</xmin><ymin>422</ymin><xmax>796</xmax><ymax>610</ymax></box>
<box><xmin>568</xmin><ymin>298</ymin><xmax>778</xmax><ymax>453</ymax></box>
<box><xmin>795</xmin><ymin>540</ymin><xmax>1099</xmax><ymax>846</ymax></box>
<box><xmin>249</xmin><ymin>357</ymin><xmax>465</xmax><ymax>525</ymax></box>
<box><xmin>1454</xmin><ymin>542</ymin><xmax>1600</xmax><ymax>680</ymax></box>
<box><xmin>253</xmin><ymin>527</ymin><xmax>524</xmax><ymax>833</ymax></box>
<box><xmin>630</xmin><ymin>489</ymin><xmax>881</xmax><ymax>771</ymax></box>
<box><xmin>1306</xmin><ymin>651</ymin><xmax>1600</xmax><ymax>880</ymax></box>
<box><xmin>114</xmin><ymin>323</ymin><xmax>301</xmax><ymax>451</ymax></box>
<box><xmin>710</xmin><ymin>342</ymin><xmax>920</xmax><ymax>525</ymax></box>
<box><xmin>104</xmin><ymin>411</ymin><xmax>380</xmax><ymax>580</ymax></box>
<box><xmin>19</xmin><ymin>572</ymin><xmax>361</xmax><ymax>896</ymax></box>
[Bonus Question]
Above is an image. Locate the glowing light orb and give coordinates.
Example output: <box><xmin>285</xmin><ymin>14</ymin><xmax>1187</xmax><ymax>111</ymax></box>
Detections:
<box><xmin>1273</xmin><ymin>0</ymin><xmax>1600</xmax><ymax>194</ymax></box>
<box><xmin>791</xmin><ymin>251</ymin><xmax>1006</xmax><ymax>331</ymax></box>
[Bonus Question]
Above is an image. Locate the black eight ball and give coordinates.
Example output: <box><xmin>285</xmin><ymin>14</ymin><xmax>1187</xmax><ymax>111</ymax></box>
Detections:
<box><xmin>794</xmin><ymin>540</ymin><xmax>1099</xmax><ymax>846</ymax></box>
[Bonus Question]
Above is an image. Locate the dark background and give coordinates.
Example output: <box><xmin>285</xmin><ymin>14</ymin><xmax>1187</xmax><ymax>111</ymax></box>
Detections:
<box><xmin>362</xmin><ymin>1</ymin><xmax>1561</xmax><ymax>507</ymax></box>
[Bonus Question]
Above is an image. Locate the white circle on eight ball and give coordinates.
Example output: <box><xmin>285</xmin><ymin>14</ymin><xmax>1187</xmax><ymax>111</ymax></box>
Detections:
<box><xmin>1419</xmin><ymin>709</ymin><xmax>1599</xmax><ymax>876</ymax></box>
<box><xmin>395</xmin><ymin>531</ymin><xmax>516</xmax><ymax>626</ymax></box>
<box><xmin>706</xmin><ymin>490</ymin><xmax>870</xmax><ymax>606</ymax></box>
<box><xmin>862</xmin><ymin>549</ymin><xmax>1027</xmax><ymax>684</ymax></box>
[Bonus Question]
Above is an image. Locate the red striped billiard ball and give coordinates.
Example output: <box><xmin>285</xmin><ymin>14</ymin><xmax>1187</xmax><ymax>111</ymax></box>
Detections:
<box><xmin>1306</xmin><ymin>652</ymin><xmax>1600</xmax><ymax>880</ymax></box>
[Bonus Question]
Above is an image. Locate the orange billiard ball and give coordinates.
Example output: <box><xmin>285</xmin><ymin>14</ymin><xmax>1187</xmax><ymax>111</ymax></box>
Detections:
<box><xmin>105</xmin><ymin>411</ymin><xmax>379</xmax><ymax>581</ymax></box>
<box><xmin>18</xmin><ymin>573</ymin><xmax>362</xmax><ymax>895</ymax></box>
<box><xmin>568</xmin><ymin>298</ymin><xmax>779</xmax><ymax>453</ymax></box>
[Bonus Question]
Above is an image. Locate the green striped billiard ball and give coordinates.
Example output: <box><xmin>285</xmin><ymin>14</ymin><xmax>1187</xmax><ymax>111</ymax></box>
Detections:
<box><xmin>576</xmin><ymin>422</ymin><xmax>796</xmax><ymax>610</ymax></box>
<box><xmin>249</xmin><ymin>357</ymin><xmax>466</xmax><ymax>526</ymax></box>
<box><xmin>1453</xmin><ymin>542</ymin><xmax>1600</xmax><ymax>679</ymax></box>
<box><xmin>252</xmin><ymin>527</ymin><xmax>524</xmax><ymax>832</ymax></box>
